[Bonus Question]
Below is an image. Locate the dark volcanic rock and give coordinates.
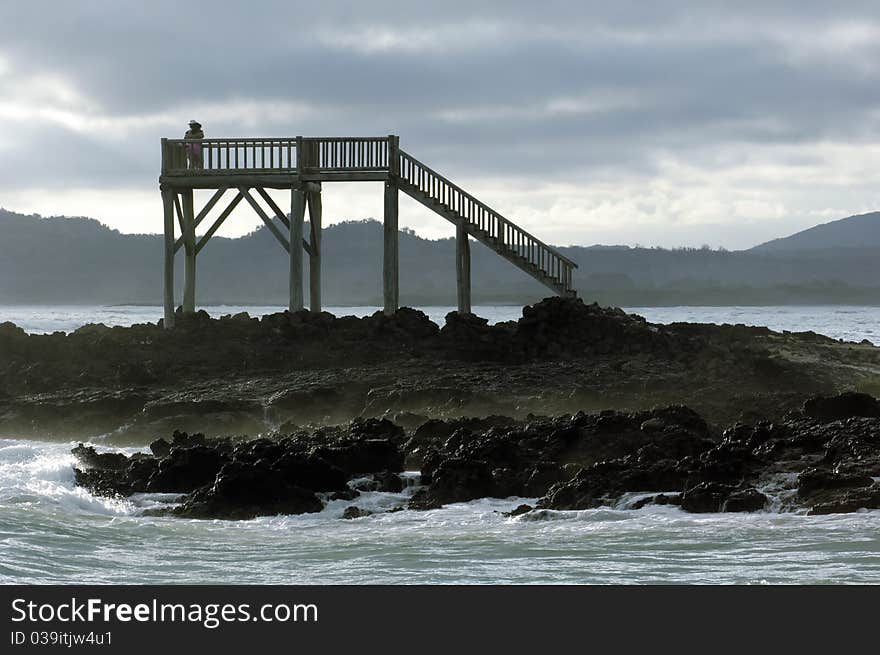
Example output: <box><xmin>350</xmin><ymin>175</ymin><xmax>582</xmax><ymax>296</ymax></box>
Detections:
<box><xmin>680</xmin><ymin>482</ymin><xmax>735</xmax><ymax>513</ymax></box>
<box><xmin>538</xmin><ymin>395</ymin><xmax>880</xmax><ymax>515</ymax></box>
<box><xmin>146</xmin><ymin>445</ymin><xmax>229</xmax><ymax>493</ymax></box>
<box><xmin>415</xmin><ymin>405</ymin><xmax>714</xmax><ymax>510</ymax></box>
<box><xmin>797</xmin><ymin>467</ymin><xmax>875</xmax><ymax>497</ymax></box>
<box><xmin>313</xmin><ymin>438</ymin><xmax>403</xmax><ymax>477</ymax></box>
<box><xmin>72</xmin><ymin>444</ymin><xmax>160</xmax><ymax>497</ymax></box>
<box><xmin>341</xmin><ymin>506</ymin><xmax>374</xmax><ymax>519</ymax></box>
<box><xmin>72</xmin><ymin>444</ymin><xmax>129</xmax><ymax>471</ymax></box>
<box><xmin>504</xmin><ymin>504</ymin><xmax>534</xmax><ymax>517</ymax></box>
<box><xmin>803</xmin><ymin>392</ymin><xmax>880</xmax><ymax>422</ymax></box>
<box><xmin>73</xmin><ymin>448</ymin><xmax>158</xmax><ymax>497</ymax></box>
<box><xmin>375</xmin><ymin>470</ymin><xmax>404</xmax><ymax>493</ymax></box>
<box><xmin>71</xmin><ymin>392</ymin><xmax>880</xmax><ymax>519</ymax></box>
<box><xmin>174</xmin><ymin>462</ymin><xmax>322</xmax><ymax>520</ymax></box>
<box><xmin>329</xmin><ymin>488</ymin><xmax>360</xmax><ymax>501</ymax></box>
<box><xmin>807</xmin><ymin>487</ymin><xmax>880</xmax><ymax>515</ymax></box>
<box><xmin>723</xmin><ymin>488</ymin><xmax>768</xmax><ymax>512</ymax></box>
<box><xmin>629</xmin><ymin>493</ymin><xmax>681</xmax><ymax>510</ymax></box>
<box><xmin>271</xmin><ymin>452</ymin><xmax>348</xmax><ymax>492</ymax></box>
<box><xmin>149</xmin><ymin>438</ymin><xmax>171</xmax><ymax>458</ymax></box>
<box><xmin>72</xmin><ymin>420</ymin><xmax>409</xmax><ymax>519</ymax></box>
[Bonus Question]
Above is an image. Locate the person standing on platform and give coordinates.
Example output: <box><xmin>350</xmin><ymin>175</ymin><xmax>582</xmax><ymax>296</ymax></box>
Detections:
<box><xmin>184</xmin><ymin>120</ymin><xmax>204</xmax><ymax>169</ymax></box>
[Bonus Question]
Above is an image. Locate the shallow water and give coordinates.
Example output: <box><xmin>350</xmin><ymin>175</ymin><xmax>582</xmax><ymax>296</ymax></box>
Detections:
<box><xmin>2</xmin><ymin>439</ymin><xmax>878</xmax><ymax>584</ymax></box>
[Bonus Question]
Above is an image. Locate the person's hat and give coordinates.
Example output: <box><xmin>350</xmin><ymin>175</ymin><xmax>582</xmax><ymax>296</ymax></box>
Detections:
<box><xmin>188</xmin><ymin>119</ymin><xmax>201</xmax><ymax>126</ymax></box>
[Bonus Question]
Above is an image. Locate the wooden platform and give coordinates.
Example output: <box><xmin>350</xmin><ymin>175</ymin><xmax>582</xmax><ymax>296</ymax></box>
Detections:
<box><xmin>159</xmin><ymin>135</ymin><xmax>577</xmax><ymax>328</ymax></box>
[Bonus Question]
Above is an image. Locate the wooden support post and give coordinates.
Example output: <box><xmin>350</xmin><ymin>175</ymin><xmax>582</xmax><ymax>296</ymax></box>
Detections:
<box><xmin>456</xmin><ymin>222</ymin><xmax>471</xmax><ymax>314</ymax></box>
<box><xmin>182</xmin><ymin>189</ymin><xmax>196</xmax><ymax>313</ymax></box>
<box><xmin>308</xmin><ymin>184</ymin><xmax>322</xmax><ymax>313</ymax></box>
<box><xmin>161</xmin><ymin>185</ymin><xmax>175</xmax><ymax>329</ymax></box>
<box><xmin>290</xmin><ymin>187</ymin><xmax>305</xmax><ymax>312</ymax></box>
<box><xmin>383</xmin><ymin>179</ymin><xmax>399</xmax><ymax>315</ymax></box>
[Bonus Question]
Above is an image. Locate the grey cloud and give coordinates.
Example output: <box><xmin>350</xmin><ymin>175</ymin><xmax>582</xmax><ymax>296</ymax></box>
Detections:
<box><xmin>1</xmin><ymin>0</ymin><xmax>880</xmax><ymax>241</ymax></box>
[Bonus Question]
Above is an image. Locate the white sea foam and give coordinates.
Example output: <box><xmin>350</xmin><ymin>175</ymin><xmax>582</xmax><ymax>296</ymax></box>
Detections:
<box><xmin>0</xmin><ymin>439</ymin><xmax>134</xmax><ymax>516</ymax></box>
<box><xmin>1</xmin><ymin>439</ymin><xmax>880</xmax><ymax>583</ymax></box>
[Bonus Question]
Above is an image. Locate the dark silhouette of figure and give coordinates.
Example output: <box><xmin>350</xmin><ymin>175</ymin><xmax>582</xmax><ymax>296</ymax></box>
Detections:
<box><xmin>184</xmin><ymin>120</ymin><xmax>204</xmax><ymax>169</ymax></box>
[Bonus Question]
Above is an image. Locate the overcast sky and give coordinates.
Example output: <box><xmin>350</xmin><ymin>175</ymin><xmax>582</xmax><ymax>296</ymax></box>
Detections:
<box><xmin>1</xmin><ymin>1</ymin><xmax>879</xmax><ymax>248</ymax></box>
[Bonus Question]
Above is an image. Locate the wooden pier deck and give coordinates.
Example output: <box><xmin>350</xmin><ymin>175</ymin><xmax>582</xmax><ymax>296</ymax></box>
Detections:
<box><xmin>159</xmin><ymin>135</ymin><xmax>577</xmax><ymax>328</ymax></box>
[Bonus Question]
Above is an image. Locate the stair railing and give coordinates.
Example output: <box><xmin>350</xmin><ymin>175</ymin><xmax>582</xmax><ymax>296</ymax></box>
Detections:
<box><xmin>396</xmin><ymin>149</ymin><xmax>576</xmax><ymax>290</ymax></box>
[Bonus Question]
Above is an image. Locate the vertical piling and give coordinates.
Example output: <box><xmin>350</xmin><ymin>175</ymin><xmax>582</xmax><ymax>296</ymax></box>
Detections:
<box><xmin>383</xmin><ymin>135</ymin><xmax>401</xmax><ymax>316</ymax></box>
<box><xmin>456</xmin><ymin>222</ymin><xmax>471</xmax><ymax>314</ymax></box>
<box><xmin>383</xmin><ymin>179</ymin><xmax>399</xmax><ymax>316</ymax></box>
<box><xmin>182</xmin><ymin>189</ymin><xmax>196</xmax><ymax>313</ymax></box>
<box><xmin>290</xmin><ymin>187</ymin><xmax>305</xmax><ymax>312</ymax></box>
<box><xmin>161</xmin><ymin>185</ymin><xmax>175</xmax><ymax>329</ymax></box>
<box><xmin>308</xmin><ymin>184</ymin><xmax>322</xmax><ymax>313</ymax></box>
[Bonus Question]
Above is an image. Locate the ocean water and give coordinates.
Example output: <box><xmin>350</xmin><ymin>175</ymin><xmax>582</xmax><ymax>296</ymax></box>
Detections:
<box><xmin>1</xmin><ymin>439</ymin><xmax>879</xmax><ymax>585</ymax></box>
<box><xmin>1</xmin><ymin>304</ymin><xmax>879</xmax><ymax>584</ymax></box>
<box><xmin>1</xmin><ymin>303</ymin><xmax>879</xmax><ymax>343</ymax></box>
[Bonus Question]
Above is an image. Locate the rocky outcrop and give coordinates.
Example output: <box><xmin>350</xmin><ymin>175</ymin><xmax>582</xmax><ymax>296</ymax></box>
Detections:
<box><xmin>3</xmin><ymin>295</ymin><xmax>872</xmax><ymax>442</ymax></box>
<box><xmin>0</xmin><ymin>297</ymin><xmax>786</xmax><ymax>395</ymax></box>
<box><xmin>538</xmin><ymin>393</ymin><xmax>880</xmax><ymax>515</ymax></box>
<box><xmin>409</xmin><ymin>405</ymin><xmax>714</xmax><ymax>510</ymax></box>
<box><xmin>72</xmin><ymin>390</ymin><xmax>880</xmax><ymax>519</ymax></box>
<box><xmin>72</xmin><ymin>419</ymin><xmax>406</xmax><ymax>520</ymax></box>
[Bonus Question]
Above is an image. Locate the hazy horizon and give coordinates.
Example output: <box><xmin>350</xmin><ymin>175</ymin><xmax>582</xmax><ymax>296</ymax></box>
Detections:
<box><xmin>3</xmin><ymin>1</ymin><xmax>880</xmax><ymax>250</ymax></box>
<box><xmin>1</xmin><ymin>205</ymin><xmax>874</xmax><ymax>253</ymax></box>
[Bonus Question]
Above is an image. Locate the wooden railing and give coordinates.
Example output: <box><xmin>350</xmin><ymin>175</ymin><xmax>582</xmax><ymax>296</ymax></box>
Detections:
<box><xmin>162</xmin><ymin>136</ymin><xmax>392</xmax><ymax>175</ymax></box>
<box><xmin>303</xmin><ymin>137</ymin><xmax>390</xmax><ymax>171</ymax></box>
<box><xmin>162</xmin><ymin>138</ymin><xmax>298</xmax><ymax>174</ymax></box>
<box><xmin>396</xmin><ymin>149</ymin><xmax>577</xmax><ymax>291</ymax></box>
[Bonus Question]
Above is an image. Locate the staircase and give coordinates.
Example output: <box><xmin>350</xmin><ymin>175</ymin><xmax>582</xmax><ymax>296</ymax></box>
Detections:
<box><xmin>395</xmin><ymin>150</ymin><xmax>577</xmax><ymax>297</ymax></box>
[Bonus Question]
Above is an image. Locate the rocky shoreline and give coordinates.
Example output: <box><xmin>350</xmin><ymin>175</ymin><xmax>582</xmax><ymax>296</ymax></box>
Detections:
<box><xmin>71</xmin><ymin>391</ymin><xmax>880</xmax><ymax>519</ymax></box>
<box><xmin>2</xmin><ymin>297</ymin><xmax>878</xmax><ymax>442</ymax></box>
<box><xmin>2</xmin><ymin>296</ymin><xmax>879</xmax><ymax>518</ymax></box>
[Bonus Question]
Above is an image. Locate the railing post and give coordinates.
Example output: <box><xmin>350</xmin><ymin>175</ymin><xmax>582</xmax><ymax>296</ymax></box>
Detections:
<box><xmin>161</xmin><ymin>138</ymin><xmax>168</xmax><ymax>176</ymax></box>
<box><xmin>296</xmin><ymin>136</ymin><xmax>303</xmax><ymax>178</ymax></box>
<box><xmin>388</xmin><ymin>134</ymin><xmax>399</xmax><ymax>177</ymax></box>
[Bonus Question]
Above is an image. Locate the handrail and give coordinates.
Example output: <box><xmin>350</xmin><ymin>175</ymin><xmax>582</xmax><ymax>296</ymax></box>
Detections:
<box><xmin>396</xmin><ymin>149</ymin><xmax>578</xmax><ymax>272</ymax></box>
<box><xmin>163</xmin><ymin>138</ymin><xmax>299</xmax><ymax>174</ymax></box>
<box><xmin>304</xmin><ymin>136</ymin><xmax>389</xmax><ymax>172</ymax></box>
<box><xmin>162</xmin><ymin>136</ymin><xmax>391</xmax><ymax>175</ymax></box>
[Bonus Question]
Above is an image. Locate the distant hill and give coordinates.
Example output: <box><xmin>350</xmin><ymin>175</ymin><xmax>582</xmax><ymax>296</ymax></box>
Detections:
<box><xmin>1</xmin><ymin>207</ymin><xmax>878</xmax><ymax>306</ymax></box>
<box><xmin>750</xmin><ymin>212</ymin><xmax>880</xmax><ymax>252</ymax></box>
